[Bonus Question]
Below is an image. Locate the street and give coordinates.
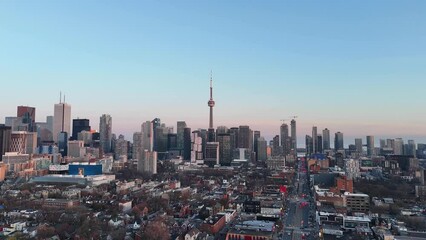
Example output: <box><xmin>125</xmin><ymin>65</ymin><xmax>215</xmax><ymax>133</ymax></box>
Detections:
<box><xmin>281</xmin><ymin>157</ymin><xmax>318</xmax><ymax>240</ymax></box>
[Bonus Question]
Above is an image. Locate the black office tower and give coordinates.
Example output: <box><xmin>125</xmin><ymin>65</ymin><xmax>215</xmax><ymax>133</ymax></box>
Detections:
<box><xmin>0</xmin><ymin>125</ymin><xmax>11</xmax><ymax>160</ymax></box>
<box><xmin>71</xmin><ymin>119</ymin><xmax>90</xmax><ymax>140</ymax></box>
<box><xmin>183</xmin><ymin>127</ymin><xmax>191</xmax><ymax>160</ymax></box>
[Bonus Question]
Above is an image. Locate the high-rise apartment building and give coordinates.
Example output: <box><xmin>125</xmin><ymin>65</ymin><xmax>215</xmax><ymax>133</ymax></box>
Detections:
<box><xmin>151</xmin><ymin>118</ymin><xmax>161</xmax><ymax>151</ymax></box>
<box><xmin>253</xmin><ymin>131</ymin><xmax>261</xmax><ymax>161</ymax></box>
<box><xmin>305</xmin><ymin>135</ymin><xmax>313</xmax><ymax>155</ymax></box>
<box><xmin>394</xmin><ymin>138</ymin><xmax>404</xmax><ymax>155</ymax></box>
<box><xmin>290</xmin><ymin>119</ymin><xmax>297</xmax><ymax>152</ymax></box>
<box><xmin>9</xmin><ymin>131</ymin><xmax>27</xmax><ymax>154</ymax></box>
<box><xmin>138</xmin><ymin>150</ymin><xmax>157</xmax><ymax>175</ymax></box>
<box><xmin>99</xmin><ymin>114</ymin><xmax>112</xmax><ymax>154</ymax></box>
<box><xmin>25</xmin><ymin>132</ymin><xmax>37</xmax><ymax>154</ymax></box>
<box><xmin>312</xmin><ymin>126</ymin><xmax>317</xmax><ymax>154</ymax></box>
<box><xmin>141</xmin><ymin>121</ymin><xmax>153</xmax><ymax>152</ymax></box>
<box><xmin>317</xmin><ymin>135</ymin><xmax>323</xmax><ymax>153</ymax></box>
<box><xmin>281</xmin><ymin>124</ymin><xmax>290</xmax><ymax>155</ymax></box>
<box><xmin>229</xmin><ymin>127</ymin><xmax>239</xmax><ymax>153</ymax></box>
<box><xmin>272</xmin><ymin>135</ymin><xmax>280</xmax><ymax>156</ymax></box>
<box><xmin>334</xmin><ymin>132</ymin><xmax>344</xmax><ymax>151</ymax></box>
<box><xmin>407</xmin><ymin>140</ymin><xmax>416</xmax><ymax>156</ymax></box>
<box><xmin>217</xmin><ymin>133</ymin><xmax>232</xmax><ymax>166</ymax></box>
<box><xmin>322</xmin><ymin>128</ymin><xmax>330</xmax><ymax>150</ymax></box>
<box><xmin>355</xmin><ymin>138</ymin><xmax>363</xmax><ymax>153</ymax></box>
<box><xmin>205</xmin><ymin>142</ymin><xmax>219</xmax><ymax>167</ymax></box>
<box><xmin>190</xmin><ymin>131</ymin><xmax>203</xmax><ymax>163</ymax></box>
<box><xmin>167</xmin><ymin>133</ymin><xmax>178</xmax><ymax>151</ymax></box>
<box><xmin>177</xmin><ymin>121</ymin><xmax>187</xmax><ymax>150</ymax></box>
<box><xmin>366</xmin><ymin>136</ymin><xmax>374</xmax><ymax>156</ymax></box>
<box><xmin>257</xmin><ymin>137</ymin><xmax>267</xmax><ymax>161</ymax></box>
<box><xmin>115</xmin><ymin>135</ymin><xmax>128</xmax><ymax>160</ymax></box>
<box><xmin>58</xmin><ymin>131</ymin><xmax>68</xmax><ymax>157</ymax></box>
<box><xmin>133</xmin><ymin>132</ymin><xmax>143</xmax><ymax>161</ymax></box>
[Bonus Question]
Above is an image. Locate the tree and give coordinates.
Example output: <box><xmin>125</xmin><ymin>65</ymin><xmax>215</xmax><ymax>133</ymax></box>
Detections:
<box><xmin>37</xmin><ymin>225</ymin><xmax>56</xmax><ymax>239</ymax></box>
<box><xmin>109</xmin><ymin>227</ymin><xmax>126</xmax><ymax>240</ymax></box>
<box><xmin>139</xmin><ymin>220</ymin><xmax>170</xmax><ymax>240</ymax></box>
<box><xmin>199</xmin><ymin>206</ymin><xmax>210</xmax><ymax>220</ymax></box>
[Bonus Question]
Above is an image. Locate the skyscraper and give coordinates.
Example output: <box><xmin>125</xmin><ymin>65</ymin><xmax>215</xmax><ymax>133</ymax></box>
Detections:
<box><xmin>253</xmin><ymin>130</ymin><xmax>261</xmax><ymax>161</ymax></box>
<box><xmin>280</xmin><ymin>124</ymin><xmax>290</xmax><ymax>155</ymax></box>
<box><xmin>191</xmin><ymin>131</ymin><xmax>203</xmax><ymax>163</ymax></box>
<box><xmin>312</xmin><ymin>126</ymin><xmax>317</xmax><ymax>154</ymax></box>
<box><xmin>0</xmin><ymin>125</ymin><xmax>11</xmax><ymax>160</ymax></box>
<box><xmin>217</xmin><ymin>133</ymin><xmax>232</xmax><ymax>166</ymax></box>
<box><xmin>71</xmin><ymin>119</ymin><xmax>90</xmax><ymax>140</ymax></box>
<box><xmin>272</xmin><ymin>135</ymin><xmax>280</xmax><ymax>156</ymax></box>
<box><xmin>305</xmin><ymin>135</ymin><xmax>313</xmax><ymax>155</ymax></box>
<box><xmin>115</xmin><ymin>134</ymin><xmax>128</xmax><ymax>160</ymax></box>
<box><xmin>183</xmin><ymin>127</ymin><xmax>191</xmax><ymax>160</ymax></box>
<box><xmin>167</xmin><ymin>133</ymin><xmax>178</xmax><ymax>151</ymax></box>
<box><xmin>133</xmin><ymin>132</ymin><xmax>143</xmax><ymax>160</ymax></box>
<box><xmin>17</xmin><ymin>106</ymin><xmax>36</xmax><ymax>132</ymax></box>
<box><xmin>58</xmin><ymin>131</ymin><xmax>68</xmax><ymax>157</ymax></box>
<box><xmin>317</xmin><ymin>135</ymin><xmax>323</xmax><ymax>153</ymax></box>
<box><xmin>290</xmin><ymin>119</ymin><xmax>297</xmax><ymax>151</ymax></box>
<box><xmin>238</xmin><ymin>126</ymin><xmax>252</xmax><ymax>151</ymax></box>
<box><xmin>355</xmin><ymin>138</ymin><xmax>363</xmax><ymax>153</ymax></box>
<box><xmin>53</xmin><ymin>100</ymin><xmax>71</xmax><ymax>143</ymax></box>
<box><xmin>177</xmin><ymin>121</ymin><xmax>187</xmax><ymax>150</ymax></box>
<box><xmin>151</xmin><ymin>118</ymin><xmax>161</xmax><ymax>151</ymax></box>
<box><xmin>9</xmin><ymin>131</ymin><xmax>27</xmax><ymax>154</ymax></box>
<box><xmin>394</xmin><ymin>138</ymin><xmax>404</xmax><ymax>155</ymax></box>
<box><xmin>334</xmin><ymin>132</ymin><xmax>344</xmax><ymax>151</ymax></box>
<box><xmin>207</xmin><ymin>74</ymin><xmax>216</xmax><ymax>142</ymax></box>
<box><xmin>205</xmin><ymin>142</ymin><xmax>219</xmax><ymax>167</ymax></box>
<box><xmin>366</xmin><ymin>136</ymin><xmax>374</xmax><ymax>156</ymax></box>
<box><xmin>229</xmin><ymin>127</ymin><xmax>239</xmax><ymax>153</ymax></box>
<box><xmin>141</xmin><ymin>121</ymin><xmax>153</xmax><ymax>152</ymax></box>
<box><xmin>99</xmin><ymin>114</ymin><xmax>112</xmax><ymax>154</ymax></box>
<box><xmin>322</xmin><ymin>128</ymin><xmax>330</xmax><ymax>151</ymax></box>
<box><xmin>138</xmin><ymin>150</ymin><xmax>157</xmax><ymax>175</ymax></box>
<box><xmin>257</xmin><ymin>137</ymin><xmax>267</xmax><ymax>161</ymax></box>
<box><xmin>407</xmin><ymin>140</ymin><xmax>416</xmax><ymax>156</ymax></box>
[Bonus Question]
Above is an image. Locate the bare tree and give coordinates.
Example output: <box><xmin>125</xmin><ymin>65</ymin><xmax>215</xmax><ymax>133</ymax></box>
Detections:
<box><xmin>140</xmin><ymin>220</ymin><xmax>170</xmax><ymax>240</ymax></box>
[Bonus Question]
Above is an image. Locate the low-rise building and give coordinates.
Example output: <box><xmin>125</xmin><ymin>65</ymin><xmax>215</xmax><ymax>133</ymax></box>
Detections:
<box><xmin>200</xmin><ymin>214</ymin><xmax>226</xmax><ymax>235</ymax></box>
<box><xmin>226</xmin><ymin>220</ymin><xmax>275</xmax><ymax>240</ymax></box>
<box><xmin>343</xmin><ymin>216</ymin><xmax>370</xmax><ymax>230</ymax></box>
<box><xmin>344</xmin><ymin>192</ymin><xmax>370</xmax><ymax>213</ymax></box>
<box><xmin>36</xmin><ymin>198</ymin><xmax>80</xmax><ymax>208</ymax></box>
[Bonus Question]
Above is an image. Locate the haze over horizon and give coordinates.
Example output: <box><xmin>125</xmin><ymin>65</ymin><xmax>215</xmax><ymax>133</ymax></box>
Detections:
<box><xmin>1</xmin><ymin>0</ymin><xmax>426</xmax><ymax>145</ymax></box>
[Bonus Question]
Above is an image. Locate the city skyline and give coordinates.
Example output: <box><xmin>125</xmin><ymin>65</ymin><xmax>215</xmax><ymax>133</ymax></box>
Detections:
<box><xmin>1</xmin><ymin>1</ymin><xmax>426</xmax><ymax>144</ymax></box>
<box><xmin>1</xmin><ymin>100</ymin><xmax>425</xmax><ymax>147</ymax></box>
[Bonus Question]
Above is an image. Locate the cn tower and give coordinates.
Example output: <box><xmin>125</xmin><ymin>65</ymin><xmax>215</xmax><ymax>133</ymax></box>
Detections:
<box><xmin>207</xmin><ymin>73</ymin><xmax>216</xmax><ymax>142</ymax></box>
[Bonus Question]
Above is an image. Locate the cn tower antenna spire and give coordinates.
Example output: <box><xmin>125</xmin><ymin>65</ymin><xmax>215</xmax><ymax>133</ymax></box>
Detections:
<box><xmin>210</xmin><ymin>70</ymin><xmax>213</xmax><ymax>100</ymax></box>
<box><xmin>207</xmin><ymin>71</ymin><xmax>216</xmax><ymax>138</ymax></box>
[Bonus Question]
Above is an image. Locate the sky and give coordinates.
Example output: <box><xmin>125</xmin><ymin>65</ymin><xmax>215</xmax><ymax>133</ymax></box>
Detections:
<box><xmin>0</xmin><ymin>0</ymin><xmax>426</xmax><ymax>146</ymax></box>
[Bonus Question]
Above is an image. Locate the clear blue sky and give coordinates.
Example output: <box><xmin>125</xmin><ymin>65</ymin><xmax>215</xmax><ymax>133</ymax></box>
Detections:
<box><xmin>1</xmin><ymin>0</ymin><xmax>426</xmax><ymax>145</ymax></box>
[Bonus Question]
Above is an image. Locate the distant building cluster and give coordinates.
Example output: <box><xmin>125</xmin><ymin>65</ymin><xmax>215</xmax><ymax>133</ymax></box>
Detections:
<box><xmin>1</xmin><ymin>76</ymin><xmax>426</xmax><ymax>240</ymax></box>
